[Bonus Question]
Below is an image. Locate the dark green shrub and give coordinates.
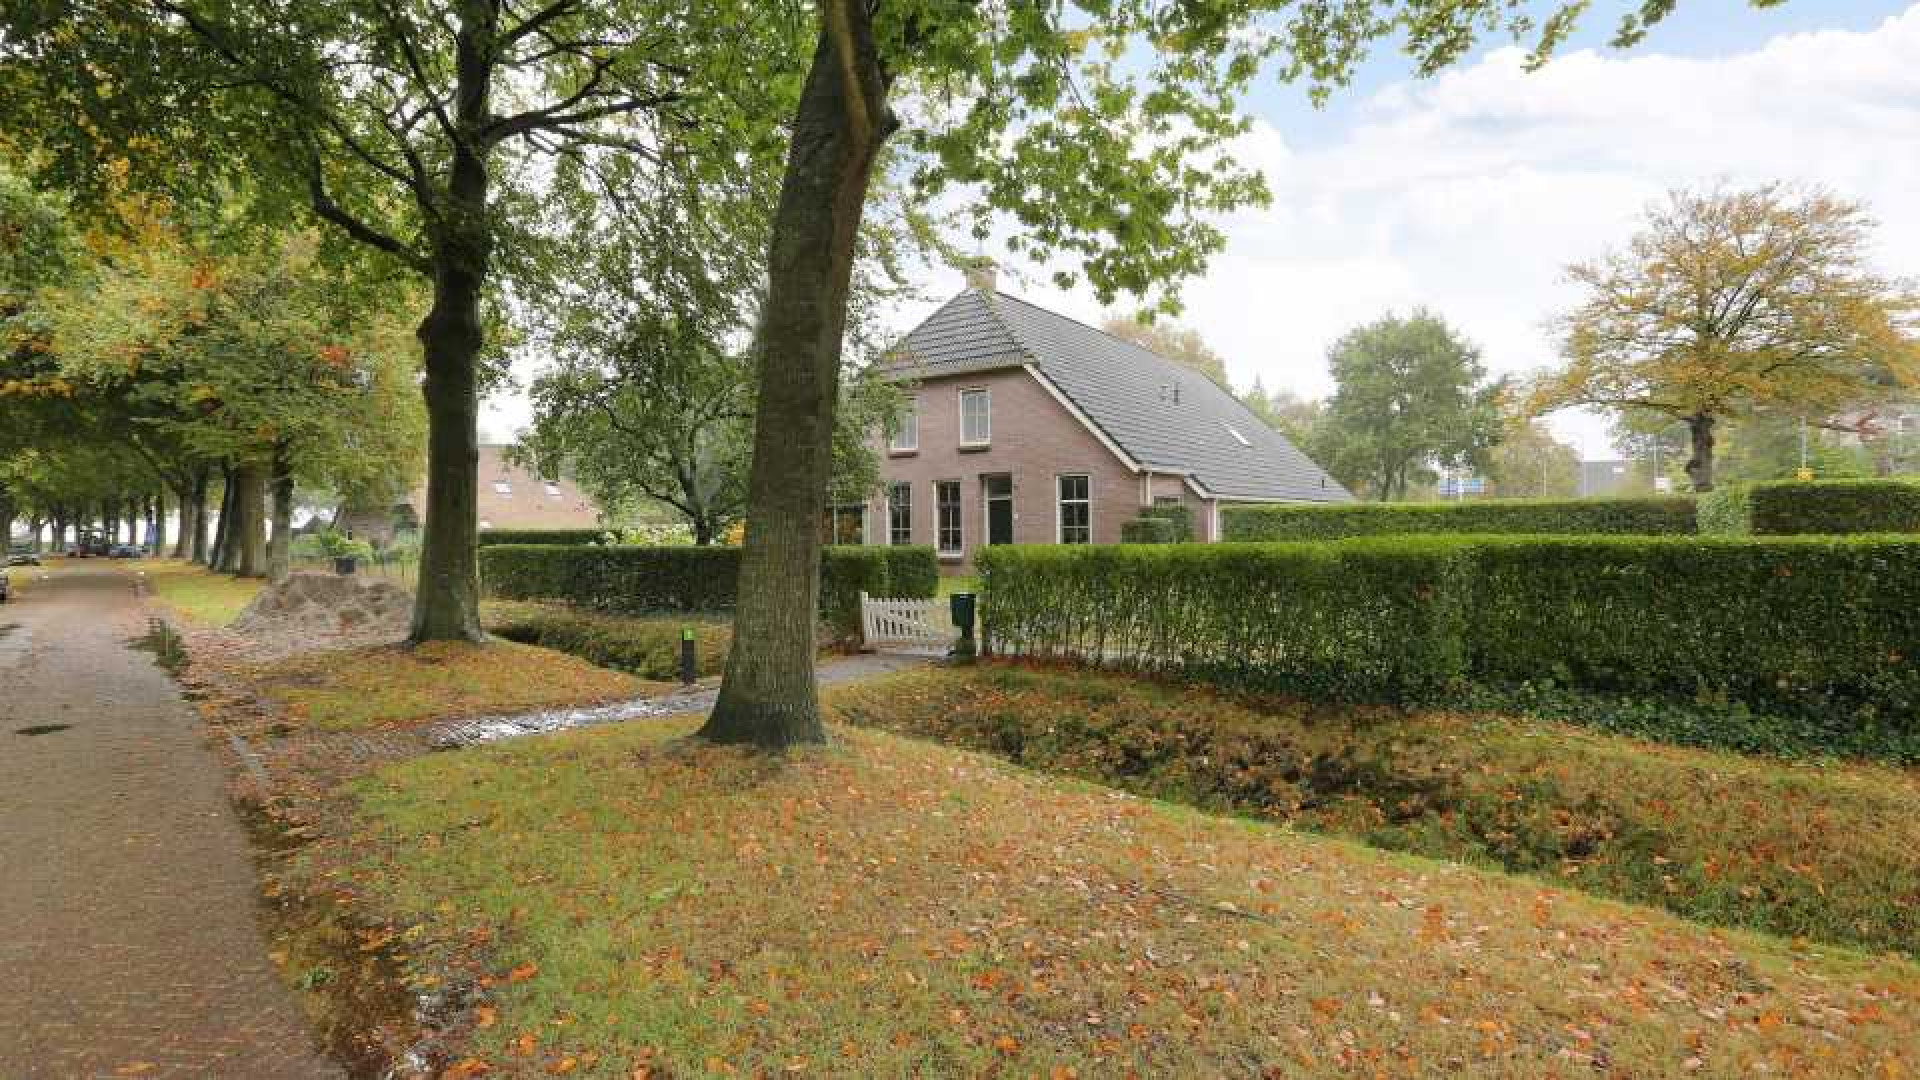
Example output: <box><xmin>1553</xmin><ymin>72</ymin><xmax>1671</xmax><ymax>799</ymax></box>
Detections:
<box><xmin>879</xmin><ymin>546</ymin><xmax>940</xmax><ymax>599</ymax></box>
<box><xmin>1119</xmin><ymin>518</ymin><xmax>1182</xmax><ymax>543</ymax></box>
<box><xmin>479</xmin><ymin>544</ymin><xmax>916</xmax><ymax>642</ymax></box>
<box><xmin>977</xmin><ymin>541</ymin><xmax>1472</xmax><ymax>702</ymax></box>
<box><xmin>478</xmin><ymin>528</ymin><xmax>614</xmax><ymax>547</ymax></box>
<box><xmin>487</xmin><ymin>605</ymin><xmax>729</xmax><ymax>681</ymax></box>
<box><xmin>1222</xmin><ymin>497</ymin><xmax>1697</xmax><ymax>541</ymax></box>
<box><xmin>1746</xmin><ymin>479</ymin><xmax>1920</xmax><ymax>534</ymax></box>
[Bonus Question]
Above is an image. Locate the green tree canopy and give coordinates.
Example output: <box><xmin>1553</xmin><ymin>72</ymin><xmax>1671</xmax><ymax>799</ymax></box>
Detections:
<box><xmin>1312</xmin><ymin>310</ymin><xmax>1501</xmax><ymax>501</ymax></box>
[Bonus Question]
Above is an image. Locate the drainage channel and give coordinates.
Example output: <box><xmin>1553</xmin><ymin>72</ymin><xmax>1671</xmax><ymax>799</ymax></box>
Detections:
<box><xmin>426</xmin><ymin>686</ymin><xmax>720</xmax><ymax>749</ymax></box>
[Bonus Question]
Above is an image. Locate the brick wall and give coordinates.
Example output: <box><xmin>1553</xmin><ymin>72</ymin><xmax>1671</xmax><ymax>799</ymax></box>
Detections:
<box><xmin>869</xmin><ymin>367</ymin><xmax>1157</xmax><ymax>571</ymax></box>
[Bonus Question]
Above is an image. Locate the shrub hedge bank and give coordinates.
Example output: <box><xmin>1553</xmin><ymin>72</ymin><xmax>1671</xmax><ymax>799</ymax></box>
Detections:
<box><xmin>977</xmin><ymin>536</ymin><xmax>1920</xmax><ymax>725</ymax></box>
<box><xmin>477</xmin><ymin>528</ymin><xmax>613</xmax><ymax>547</ymax></box>
<box><xmin>479</xmin><ymin>543</ymin><xmax>939</xmax><ymax>641</ymax></box>
<box><xmin>1699</xmin><ymin>479</ymin><xmax>1920</xmax><ymax>536</ymax></box>
<box><xmin>1222</xmin><ymin>497</ymin><xmax>1698</xmax><ymax>541</ymax></box>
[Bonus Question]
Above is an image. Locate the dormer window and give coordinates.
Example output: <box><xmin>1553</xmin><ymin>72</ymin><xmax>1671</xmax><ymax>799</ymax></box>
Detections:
<box><xmin>959</xmin><ymin>388</ymin><xmax>991</xmax><ymax>446</ymax></box>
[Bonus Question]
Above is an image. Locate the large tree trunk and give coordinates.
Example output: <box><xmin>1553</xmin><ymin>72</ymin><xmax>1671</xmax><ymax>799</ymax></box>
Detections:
<box><xmin>267</xmin><ymin>443</ymin><xmax>295</xmax><ymax>583</ymax></box>
<box><xmin>210</xmin><ymin>464</ymin><xmax>234</xmax><ymax>570</ymax></box>
<box><xmin>189</xmin><ymin>467</ymin><xmax>210</xmax><ymax>563</ymax></box>
<box><xmin>700</xmin><ymin>2</ymin><xmax>894</xmax><ymax>748</ymax></box>
<box><xmin>407</xmin><ymin>2</ymin><xmax>494</xmax><ymax>644</ymax></box>
<box><xmin>1684</xmin><ymin>412</ymin><xmax>1717</xmax><ymax>493</ymax></box>
<box><xmin>146</xmin><ymin>493</ymin><xmax>160</xmax><ymax>552</ymax></box>
<box><xmin>229</xmin><ymin>463</ymin><xmax>268</xmax><ymax>578</ymax></box>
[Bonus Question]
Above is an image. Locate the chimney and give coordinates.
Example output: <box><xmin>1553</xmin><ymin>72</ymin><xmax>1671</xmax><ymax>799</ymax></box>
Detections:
<box><xmin>963</xmin><ymin>258</ymin><xmax>997</xmax><ymax>294</ymax></box>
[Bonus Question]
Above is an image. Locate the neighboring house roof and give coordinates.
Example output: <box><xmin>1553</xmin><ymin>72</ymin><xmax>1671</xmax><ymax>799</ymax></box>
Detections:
<box><xmin>405</xmin><ymin>445</ymin><xmax>602</xmax><ymax>531</ymax></box>
<box><xmin>882</xmin><ymin>287</ymin><xmax>1352</xmax><ymax>502</ymax></box>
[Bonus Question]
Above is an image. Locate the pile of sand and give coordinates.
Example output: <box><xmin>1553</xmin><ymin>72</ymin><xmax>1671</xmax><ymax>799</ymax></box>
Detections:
<box><xmin>232</xmin><ymin>572</ymin><xmax>413</xmax><ymax>641</ymax></box>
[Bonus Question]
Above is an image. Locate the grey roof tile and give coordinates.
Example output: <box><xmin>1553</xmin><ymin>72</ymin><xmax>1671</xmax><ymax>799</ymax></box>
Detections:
<box><xmin>883</xmin><ymin>289</ymin><xmax>1352</xmax><ymax>503</ymax></box>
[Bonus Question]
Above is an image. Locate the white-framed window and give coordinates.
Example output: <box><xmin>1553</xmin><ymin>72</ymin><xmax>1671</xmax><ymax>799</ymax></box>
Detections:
<box><xmin>1057</xmin><ymin>474</ymin><xmax>1091</xmax><ymax>544</ymax></box>
<box><xmin>936</xmin><ymin>480</ymin><xmax>963</xmax><ymax>556</ymax></box>
<box><xmin>959</xmin><ymin>388</ymin><xmax>991</xmax><ymax>446</ymax></box>
<box><xmin>888</xmin><ymin>482</ymin><xmax>912</xmax><ymax>545</ymax></box>
<box><xmin>823</xmin><ymin>504</ymin><xmax>866</xmax><ymax>546</ymax></box>
<box><xmin>889</xmin><ymin>403</ymin><xmax>919</xmax><ymax>452</ymax></box>
<box><xmin>492</xmin><ymin>480</ymin><xmax>513</xmax><ymax>495</ymax></box>
<box><xmin>543</xmin><ymin>480</ymin><xmax>563</xmax><ymax>497</ymax></box>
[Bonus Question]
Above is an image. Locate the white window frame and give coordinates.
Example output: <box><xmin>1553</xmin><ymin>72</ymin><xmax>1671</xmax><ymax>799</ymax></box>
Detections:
<box><xmin>492</xmin><ymin>480</ymin><xmax>513</xmax><ymax>495</ymax></box>
<box><xmin>936</xmin><ymin>479</ymin><xmax>963</xmax><ymax>558</ymax></box>
<box><xmin>543</xmin><ymin>480</ymin><xmax>563</xmax><ymax>498</ymax></box>
<box><xmin>887</xmin><ymin>482</ymin><xmax>913</xmax><ymax>545</ymax></box>
<box><xmin>959</xmin><ymin>388</ymin><xmax>991</xmax><ymax>447</ymax></box>
<box><xmin>889</xmin><ymin>403</ymin><xmax>919</xmax><ymax>452</ymax></box>
<box><xmin>1056</xmin><ymin>474</ymin><xmax>1091</xmax><ymax>544</ymax></box>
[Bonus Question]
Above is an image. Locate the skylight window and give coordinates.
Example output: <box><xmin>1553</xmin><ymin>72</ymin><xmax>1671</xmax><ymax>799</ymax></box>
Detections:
<box><xmin>1224</xmin><ymin>423</ymin><xmax>1252</xmax><ymax>448</ymax></box>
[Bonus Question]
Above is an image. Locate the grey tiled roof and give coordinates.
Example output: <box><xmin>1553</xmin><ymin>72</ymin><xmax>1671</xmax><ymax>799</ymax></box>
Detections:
<box><xmin>882</xmin><ymin>288</ymin><xmax>1353</xmax><ymax>502</ymax></box>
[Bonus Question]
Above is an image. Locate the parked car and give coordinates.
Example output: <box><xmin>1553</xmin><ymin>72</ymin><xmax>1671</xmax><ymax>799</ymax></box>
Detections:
<box><xmin>108</xmin><ymin>544</ymin><xmax>143</xmax><ymax>559</ymax></box>
<box><xmin>6</xmin><ymin>552</ymin><xmax>39</xmax><ymax>566</ymax></box>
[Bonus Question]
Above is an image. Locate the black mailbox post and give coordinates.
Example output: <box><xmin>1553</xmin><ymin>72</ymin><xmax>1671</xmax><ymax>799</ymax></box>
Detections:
<box><xmin>949</xmin><ymin>592</ymin><xmax>977</xmax><ymax>661</ymax></box>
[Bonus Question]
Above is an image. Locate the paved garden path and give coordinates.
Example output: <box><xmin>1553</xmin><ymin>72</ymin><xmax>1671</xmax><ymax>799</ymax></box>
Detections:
<box><xmin>0</xmin><ymin>563</ymin><xmax>337</xmax><ymax>1078</ymax></box>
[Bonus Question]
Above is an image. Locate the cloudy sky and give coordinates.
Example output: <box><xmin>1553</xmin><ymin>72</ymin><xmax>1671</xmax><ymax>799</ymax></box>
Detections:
<box><xmin>484</xmin><ymin>1</ymin><xmax>1920</xmax><ymax>461</ymax></box>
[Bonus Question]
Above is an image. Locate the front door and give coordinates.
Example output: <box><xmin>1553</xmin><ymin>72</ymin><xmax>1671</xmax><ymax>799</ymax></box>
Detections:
<box><xmin>983</xmin><ymin>474</ymin><xmax>1014</xmax><ymax>545</ymax></box>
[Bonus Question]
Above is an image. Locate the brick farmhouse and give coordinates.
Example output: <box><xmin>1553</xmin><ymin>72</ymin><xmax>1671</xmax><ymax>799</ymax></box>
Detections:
<box><xmin>841</xmin><ymin>271</ymin><xmax>1350</xmax><ymax>570</ymax></box>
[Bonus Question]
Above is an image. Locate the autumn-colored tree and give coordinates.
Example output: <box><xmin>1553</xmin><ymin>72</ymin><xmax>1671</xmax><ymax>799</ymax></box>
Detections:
<box><xmin>1099</xmin><ymin>316</ymin><xmax>1231</xmax><ymax>390</ymax></box>
<box><xmin>1533</xmin><ymin>185</ymin><xmax>1920</xmax><ymax>491</ymax></box>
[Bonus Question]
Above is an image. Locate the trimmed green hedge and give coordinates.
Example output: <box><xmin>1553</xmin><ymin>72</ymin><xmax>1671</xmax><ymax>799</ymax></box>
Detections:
<box><xmin>477</xmin><ymin>528</ymin><xmax>613</xmax><ymax>547</ymax></box>
<box><xmin>1119</xmin><ymin>518</ymin><xmax>1183</xmax><ymax>543</ymax></box>
<box><xmin>978</xmin><ymin>542</ymin><xmax>1472</xmax><ymax>701</ymax></box>
<box><xmin>977</xmin><ymin>537</ymin><xmax>1920</xmax><ymax>725</ymax></box>
<box><xmin>1700</xmin><ymin>480</ymin><xmax>1920</xmax><ymax>535</ymax></box>
<box><xmin>479</xmin><ymin>543</ymin><xmax>939</xmax><ymax>641</ymax></box>
<box><xmin>1222</xmin><ymin>497</ymin><xmax>1697</xmax><ymax>541</ymax></box>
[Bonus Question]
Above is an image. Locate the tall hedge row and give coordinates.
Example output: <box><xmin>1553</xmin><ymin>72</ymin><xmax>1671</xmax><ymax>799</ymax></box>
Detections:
<box><xmin>1221</xmin><ymin>497</ymin><xmax>1697</xmax><ymax>541</ymax></box>
<box><xmin>477</xmin><ymin>528</ymin><xmax>613</xmax><ymax>547</ymax></box>
<box><xmin>1699</xmin><ymin>480</ymin><xmax>1920</xmax><ymax>536</ymax></box>
<box><xmin>479</xmin><ymin>543</ymin><xmax>939</xmax><ymax>641</ymax></box>
<box><xmin>977</xmin><ymin>537</ymin><xmax>1920</xmax><ymax>722</ymax></box>
<box><xmin>977</xmin><ymin>542</ymin><xmax>1473</xmax><ymax>700</ymax></box>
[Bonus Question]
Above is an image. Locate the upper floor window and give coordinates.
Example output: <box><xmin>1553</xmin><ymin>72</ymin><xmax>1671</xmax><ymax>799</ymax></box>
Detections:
<box><xmin>1058</xmin><ymin>474</ymin><xmax>1090</xmax><ymax>544</ymax></box>
<box><xmin>543</xmin><ymin>480</ymin><xmax>563</xmax><ymax>498</ymax></box>
<box><xmin>492</xmin><ymin>481</ymin><xmax>513</xmax><ymax>495</ymax></box>
<box><xmin>889</xmin><ymin>404</ymin><xmax>919</xmax><ymax>452</ymax></box>
<box><xmin>888</xmin><ymin>482</ymin><xmax>912</xmax><ymax>545</ymax></box>
<box><xmin>959</xmin><ymin>388</ymin><xmax>991</xmax><ymax>446</ymax></box>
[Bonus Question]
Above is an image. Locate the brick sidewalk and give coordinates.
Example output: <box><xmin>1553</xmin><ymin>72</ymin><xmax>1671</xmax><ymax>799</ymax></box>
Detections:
<box><xmin>0</xmin><ymin>564</ymin><xmax>337</xmax><ymax>1078</ymax></box>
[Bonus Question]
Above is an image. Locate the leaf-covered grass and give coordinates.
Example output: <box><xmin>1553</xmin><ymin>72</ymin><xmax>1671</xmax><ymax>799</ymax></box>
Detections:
<box><xmin>251</xmin><ymin>640</ymin><xmax>656</xmax><ymax>732</ymax></box>
<box><xmin>483</xmin><ymin>601</ymin><xmax>731</xmax><ymax>682</ymax></box>
<box><xmin>140</xmin><ymin>557</ymin><xmax>264</xmax><ymax>626</ymax></box>
<box><xmin>826</xmin><ymin>664</ymin><xmax>1920</xmax><ymax>959</ymax></box>
<box><xmin>338</xmin><ymin>717</ymin><xmax>1918</xmax><ymax>1078</ymax></box>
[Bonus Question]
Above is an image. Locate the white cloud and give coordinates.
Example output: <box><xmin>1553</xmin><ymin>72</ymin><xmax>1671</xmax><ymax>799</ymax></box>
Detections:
<box><xmin>896</xmin><ymin>5</ymin><xmax>1920</xmax><ymax>460</ymax></box>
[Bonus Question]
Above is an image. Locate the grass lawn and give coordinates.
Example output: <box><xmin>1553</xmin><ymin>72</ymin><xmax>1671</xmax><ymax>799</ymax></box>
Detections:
<box><xmin>140</xmin><ymin>557</ymin><xmax>265</xmax><ymax>626</ymax></box>
<box><xmin>250</xmin><ymin>640</ymin><xmax>657</xmax><ymax>732</ymax></box>
<box><xmin>334</xmin><ymin>717</ymin><xmax>1918</xmax><ymax>1078</ymax></box>
<box><xmin>827</xmin><ymin>664</ymin><xmax>1920</xmax><ymax>959</ymax></box>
